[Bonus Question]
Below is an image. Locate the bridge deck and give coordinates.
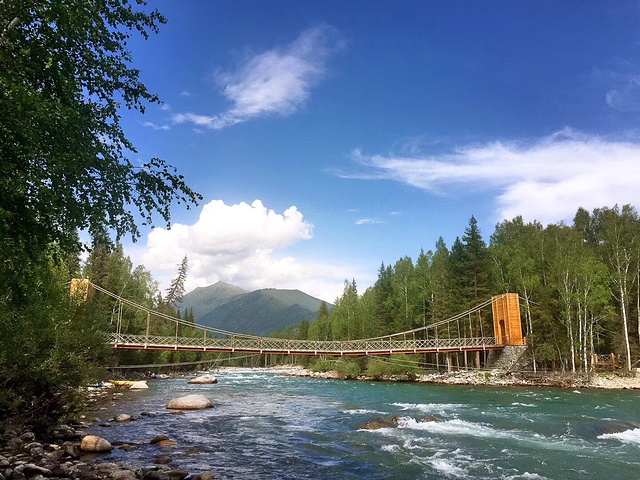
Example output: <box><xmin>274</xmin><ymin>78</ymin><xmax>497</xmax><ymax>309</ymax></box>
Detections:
<box><xmin>107</xmin><ymin>333</ymin><xmax>502</xmax><ymax>356</ymax></box>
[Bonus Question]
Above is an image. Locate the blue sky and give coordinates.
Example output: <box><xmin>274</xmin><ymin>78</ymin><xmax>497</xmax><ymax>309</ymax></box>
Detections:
<box><xmin>120</xmin><ymin>1</ymin><xmax>640</xmax><ymax>302</ymax></box>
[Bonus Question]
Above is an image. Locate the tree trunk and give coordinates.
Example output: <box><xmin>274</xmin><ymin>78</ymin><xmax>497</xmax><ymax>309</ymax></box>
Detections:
<box><xmin>620</xmin><ymin>286</ymin><xmax>632</xmax><ymax>370</ymax></box>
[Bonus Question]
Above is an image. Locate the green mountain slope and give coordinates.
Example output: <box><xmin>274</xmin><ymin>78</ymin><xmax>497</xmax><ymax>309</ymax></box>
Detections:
<box><xmin>180</xmin><ymin>281</ymin><xmax>248</xmax><ymax>319</ymax></box>
<box><xmin>195</xmin><ymin>288</ymin><xmax>327</xmax><ymax>336</ymax></box>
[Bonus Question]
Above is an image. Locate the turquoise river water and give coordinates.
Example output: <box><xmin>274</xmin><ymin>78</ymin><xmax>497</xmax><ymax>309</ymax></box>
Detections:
<box><xmin>89</xmin><ymin>369</ymin><xmax>640</xmax><ymax>479</ymax></box>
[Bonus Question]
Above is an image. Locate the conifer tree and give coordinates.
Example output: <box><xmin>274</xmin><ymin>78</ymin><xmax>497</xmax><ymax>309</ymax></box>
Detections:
<box><xmin>461</xmin><ymin>215</ymin><xmax>491</xmax><ymax>306</ymax></box>
<box><xmin>164</xmin><ymin>255</ymin><xmax>189</xmax><ymax>309</ymax></box>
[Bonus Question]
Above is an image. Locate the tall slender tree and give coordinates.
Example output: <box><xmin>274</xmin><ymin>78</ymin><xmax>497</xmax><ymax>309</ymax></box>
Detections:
<box><xmin>164</xmin><ymin>255</ymin><xmax>189</xmax><ymax>309</ymax></box>
<box><xmin>591</xmin><ymin>205</ymin><xmax>640</xmax><ymax>370</ymax></box>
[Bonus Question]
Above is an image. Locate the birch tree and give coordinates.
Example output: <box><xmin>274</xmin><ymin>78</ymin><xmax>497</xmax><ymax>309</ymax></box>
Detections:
<box><xmin>591</xmin><ymin>205</ymin><xmax>639</xmax><ymax>371</ymax></box>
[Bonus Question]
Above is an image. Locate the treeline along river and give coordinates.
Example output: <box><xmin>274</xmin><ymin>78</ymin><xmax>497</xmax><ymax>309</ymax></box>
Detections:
<box><xmin>90</xmin><ymin>370</ymin><xmax>640</xmax><ymax>479</ymax></box>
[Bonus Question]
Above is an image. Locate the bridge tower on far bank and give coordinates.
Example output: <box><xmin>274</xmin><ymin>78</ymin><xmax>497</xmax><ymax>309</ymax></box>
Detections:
<box><xmin>491</xmin><ymin>293</ymin><xmax>524</xmax><ymax>346</ymax></box>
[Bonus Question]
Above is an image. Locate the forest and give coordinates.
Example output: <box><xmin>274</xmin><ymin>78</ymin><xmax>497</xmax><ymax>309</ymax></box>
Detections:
<box><xmin>296</xmin><ymin>206</ymin><xmax>640</xmax><ymax>375</ymax></box>
<box><xmin>83</xmin><ymin>204</ymin><xmax>640</xmax><ymax>379</ymax></box>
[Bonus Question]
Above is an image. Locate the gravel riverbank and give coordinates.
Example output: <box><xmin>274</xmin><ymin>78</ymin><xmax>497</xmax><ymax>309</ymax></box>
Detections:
<box><xmin>264</xmin><ymin>364</ymin><xmax>640</xmax><ymax>389</ymax></box>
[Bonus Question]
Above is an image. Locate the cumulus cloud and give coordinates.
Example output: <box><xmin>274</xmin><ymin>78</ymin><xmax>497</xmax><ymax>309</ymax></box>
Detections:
<box><xmin>344</xmin><ymin>129</ymin><xmax>640</xmax><ymax>224</ymax></box>
<box><xmin>173</xmin><ymin>25</ymin><xmax>343</xmax><ymax>130</ymax></box>
<box><xmin>137</xmin><ymin>199</ymin><xmax>351</xmax><ymax>302</ymax></box>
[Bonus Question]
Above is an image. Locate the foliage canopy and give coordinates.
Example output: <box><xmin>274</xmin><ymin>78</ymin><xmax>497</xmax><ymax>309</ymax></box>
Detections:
<box><xmin>0</xmin><ymin>0</ymin><xmax>201</xmax><ymax>426</ymax></box>
<box><xmin>0</xmin><ymin>0</ymin><xmax>201</xmax><ymax>287</ymax></box>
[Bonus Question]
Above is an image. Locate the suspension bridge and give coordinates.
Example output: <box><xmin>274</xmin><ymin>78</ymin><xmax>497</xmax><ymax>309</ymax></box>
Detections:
<box><xmin>71</xmin><ymin>280</ymin><xmax>525</xmax><ymax>358</ymax></box>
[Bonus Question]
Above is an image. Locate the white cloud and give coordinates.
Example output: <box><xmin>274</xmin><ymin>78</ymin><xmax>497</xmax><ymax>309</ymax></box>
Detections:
<box><xmin>136</xmin><ymin>199</ymin><xmax>351</xmax><ymax>303</ymax></box>
<box><xmin>173</xmin><ymin>25</ymin><xmax>343</xmax><ymax>130</ymax></box>
<box><xmin>345</xmin><ymin>129</ymin><xmax>640</xmax><ymax>225</ymax></box>
<box><xmin>179</xmin><ymin>91</ymin><xmax>191</xmax><ymax>97</ymax></box>
<box><xmin>160</xmin><ymin>103</ymin><xmax>171</xmax><ymax>111</ymax></box>
<box><xmin>141</xmin><ymin>121</ymin><xmax>170</xmax><ymax>131</ymax></box>
<box><xmin>173</xmin><ymin>113</ymin><xmax>218</xmax><ymax>128</ymax></box>
<box><xmin>601</xmin><ymin>59</ymin><xmax>640</xmax><ymax>113</ymax></box>
<box><xmin>355</xmin><ymin>218</ymin><xmax>385</xmax><ymax>225</ymax></box>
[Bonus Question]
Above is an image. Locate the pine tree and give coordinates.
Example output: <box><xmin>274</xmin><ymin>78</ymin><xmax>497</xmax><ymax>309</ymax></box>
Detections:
<box><xmin>430</xmin><ymin>237</ymin><xmax>453</xmax><ymax>322</ymax></box>
<box><xmin>164</xmin><ymin>255</ymin><xmax>189</xmax><ymax>309</ymax></box>
<box><xmin>461</xmin><ymin>215</ymin><xmax>491</xmax><ymax>307</ymax></box>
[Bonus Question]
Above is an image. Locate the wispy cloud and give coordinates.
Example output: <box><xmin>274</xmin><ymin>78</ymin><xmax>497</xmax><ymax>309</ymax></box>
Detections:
<box><xmin>356</xmin><ymin>218</ymin><xmax>385</xmax><ymax>225</ymax></box>
<box><xmin>141</xmin><ymin>121</ymin><xmax>170</xmax><ymax>131</ymax></box>
<box><xmin>603</xmin><ymin>59</ymin><xmax>640</xmax><ymax>113</ymax></box>
<box><xmin>343</xmin><ymin>128</ymin><xmax>640</xmax><ymax>224</ymax></box>
<box><xmin>173</xmin><ymin>25</ymin><xmax>343</xmax><ymax>130</ymax></box>
<box><xmin>179</xmin><ymin>91</ymin><xmax>192</xmax><ymax>97</ymax></box>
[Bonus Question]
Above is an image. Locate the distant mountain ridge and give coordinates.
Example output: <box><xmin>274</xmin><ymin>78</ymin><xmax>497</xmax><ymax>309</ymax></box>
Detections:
<box><xmin>179</xmin><ymin>281</ymin><xmax>328</xmax><ymax>336</ymax></box>
<box><xmin>180</xmin><ymin>281</ymin><xmax>248</xmax><ymax>319</ymax></box>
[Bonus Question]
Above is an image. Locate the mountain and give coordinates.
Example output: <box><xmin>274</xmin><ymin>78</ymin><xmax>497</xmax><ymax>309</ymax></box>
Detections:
<box><xmin>180</xmin><ymin>283</ymin><xmax>328</xmax><ymax>336</ymax></box>
<box><xmin>180</xmin><ymin>281</ymin><xmax>248</xmax><ymax>319</ymax></box>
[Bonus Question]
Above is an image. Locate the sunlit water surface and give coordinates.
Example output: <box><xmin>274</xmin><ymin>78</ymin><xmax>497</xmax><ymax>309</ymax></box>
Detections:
<box><xmin>88</xmin><ymin>370</ymin><xmax>640</xmax><ymax>479</ymax></box>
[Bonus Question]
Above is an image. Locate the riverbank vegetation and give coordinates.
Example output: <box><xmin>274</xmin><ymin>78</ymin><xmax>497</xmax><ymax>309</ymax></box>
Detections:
<box><xmin>0</xmin><ymin>1</ymin><xmax>200</xmax><ymax>428</ymax></box>
<box><xmin>279</xmin><ymin>207</ymin><xmax>640</xmax><ymax>377</ymax></box>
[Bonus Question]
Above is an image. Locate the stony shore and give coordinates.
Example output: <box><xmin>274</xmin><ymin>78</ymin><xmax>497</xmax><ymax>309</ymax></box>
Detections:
<box><xmin>265</xmin><ymin>364</ymin><xmax>640</xmax><ymax>389</ymax></box>
<box><xmin>0</xmin><ymin>422</ymin><xmax>215</xmax><ymax>480</ymax></box>
<box><xmin>0</xmin><ymin>382</ymin><xmax>218</xmax><ymax>480</ymax></box>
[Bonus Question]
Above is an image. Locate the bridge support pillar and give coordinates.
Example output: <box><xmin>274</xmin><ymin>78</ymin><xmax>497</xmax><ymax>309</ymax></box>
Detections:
<box><xmin>446</xmin><ymin>353</ymin><xmax>453</xmax><ymax>372</ymax></box>
<box><xmin>492</xmin><ymin>293</ymin><xmax>523</xmax><ymax>346</ymax></box>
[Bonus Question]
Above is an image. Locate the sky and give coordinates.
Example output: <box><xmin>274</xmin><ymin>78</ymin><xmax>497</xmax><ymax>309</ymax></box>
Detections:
<box><xmin>117</xmin><ymin>1</ymin><xmax>640</xmax><ymax>303</ymax></box>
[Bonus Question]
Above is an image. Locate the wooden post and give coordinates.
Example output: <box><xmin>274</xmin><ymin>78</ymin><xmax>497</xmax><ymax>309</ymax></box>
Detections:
<box><xmin>447</xmin><ymin>353</ymin><xmax>453</xmax><ymax>372</ymax></box>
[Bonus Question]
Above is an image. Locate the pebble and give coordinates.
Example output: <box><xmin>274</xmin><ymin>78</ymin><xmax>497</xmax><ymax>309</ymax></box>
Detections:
<box><xmin>149</xmin><ymin>435</ymin><xmax>169</xmax><ymax>445</ymax></box>
<box><xmin>154</xmin><ymin>440</ymin><xmax>178</xmax><ymax>447</ymax></box>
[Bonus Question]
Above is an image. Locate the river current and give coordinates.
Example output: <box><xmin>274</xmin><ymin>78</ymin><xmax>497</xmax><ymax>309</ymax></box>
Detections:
<box><xmin>89</xmin><ymin>369</ymin><xmax>640</xmax><ymax>479</ymax></box>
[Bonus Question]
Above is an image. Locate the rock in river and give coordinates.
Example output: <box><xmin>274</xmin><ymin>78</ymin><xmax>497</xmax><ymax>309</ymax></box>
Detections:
<box><xmin>166</xmin><ymin>394</ymin><xmax>213</xmax><ymax>410</ymax></box>
<box><xmin>129</xmin><ymin>381</ymin><xmax>149</xmax><ymax>390</ymax></box>
<box><xmin>188</xmin><ymin>375</ymin><xmax>218</xmax><ymax>384</ymax></box>
<box><xmin>80</xmin><ymin>435</ymin><xmax>113</xmax><ymax>452</ymax></box>
<box><xmin>357</xmin><ymin>417</ymin><xmax>399</xmax><ymax>430</ymax></box>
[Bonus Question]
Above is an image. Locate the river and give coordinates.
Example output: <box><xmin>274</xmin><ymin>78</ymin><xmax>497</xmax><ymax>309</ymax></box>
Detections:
<box><xmin>89</xmin><ymin>369</ymin><xmax>640</xmax><ymax>479</ymax></box>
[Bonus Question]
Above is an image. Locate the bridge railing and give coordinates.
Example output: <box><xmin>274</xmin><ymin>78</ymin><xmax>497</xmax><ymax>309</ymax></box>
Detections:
<box><xmin>106</xmin><ymin>333</ymin><xmax>497</xmax><ymax>354</ymax></box>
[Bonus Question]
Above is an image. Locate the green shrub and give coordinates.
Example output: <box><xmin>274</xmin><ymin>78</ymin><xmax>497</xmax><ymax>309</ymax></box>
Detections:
<box><xmin>364</xmin><ymin>355</ymin><xmax>423</xmax><ymax>380</ymax></box>
<box><xmin>335</xmin><ymin>360</ymin><xmax>362</xmax><ymax>379</ymax></box>
<box><xmin>309</xmin><ymin>357</ymin><xmax>336</xmax><ymax>372</ymax></box>
<box><xmin>0</xmin><ymin>269</ymin><xmax>110</xmax><ymax>431</ymax></box>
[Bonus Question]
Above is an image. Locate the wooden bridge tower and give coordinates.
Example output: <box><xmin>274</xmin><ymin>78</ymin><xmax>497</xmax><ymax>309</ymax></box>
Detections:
<box><xmin>491</xmin><ymin>293</ymin><xmax>524</xmax><ymax>345</ymax></box>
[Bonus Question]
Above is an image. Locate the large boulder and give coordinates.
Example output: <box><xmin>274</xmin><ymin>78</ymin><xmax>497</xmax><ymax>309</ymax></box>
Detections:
<box><xmin>166</xmin><ymin>394</ymin><xmax>213</xmax><ymax>410</ymax></box>
<box><xmin>80</xmin><ymin>435</ymin><xmax>113</xmax><ymax>452</ymax></box>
